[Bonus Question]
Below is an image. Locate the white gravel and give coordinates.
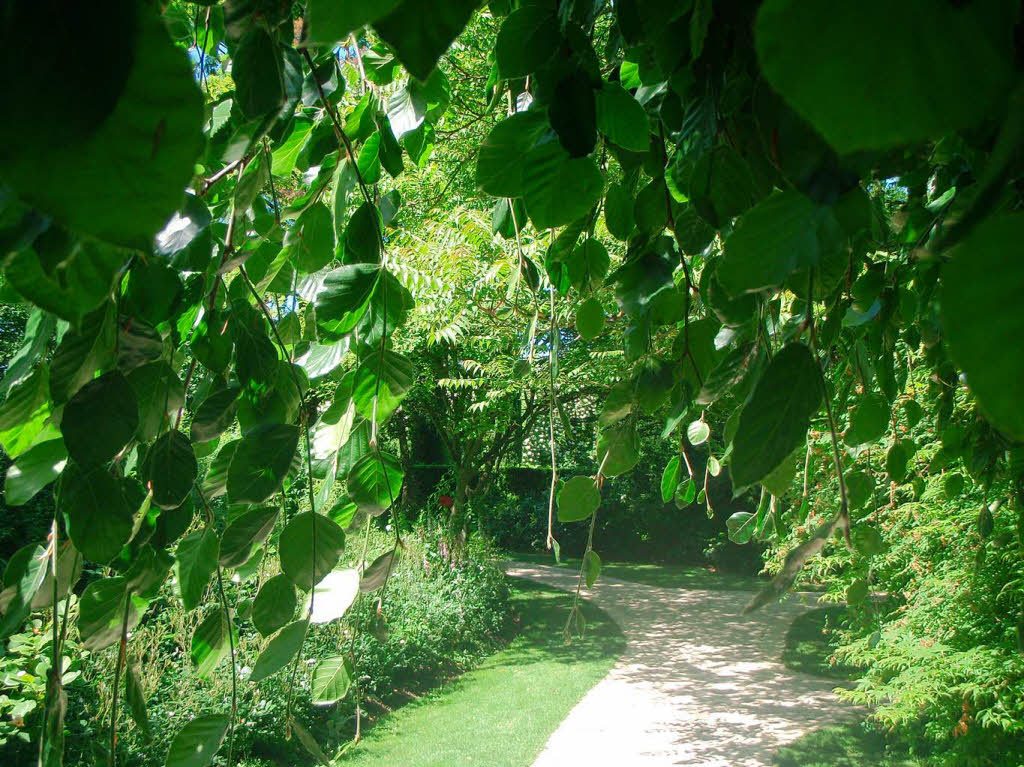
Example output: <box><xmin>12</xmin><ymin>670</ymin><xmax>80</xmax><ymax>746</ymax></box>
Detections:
<box><xmin>506</xmin><ymin>562</ymin><xmax>859</xmax><ymax>767</ymax></box>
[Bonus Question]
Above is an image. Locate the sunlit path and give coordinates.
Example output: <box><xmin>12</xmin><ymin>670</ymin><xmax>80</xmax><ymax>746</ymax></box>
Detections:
<box><xmin>507</xmin><ymin>563</ymin><xmax>858</xmax><ymax>767</ymax></box>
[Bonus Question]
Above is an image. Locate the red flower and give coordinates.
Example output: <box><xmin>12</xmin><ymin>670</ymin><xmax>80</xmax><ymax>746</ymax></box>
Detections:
<box><xmin>438</xmin><ymin>495</ymin><xmax>454</xmax><ymax>508</ymax></box>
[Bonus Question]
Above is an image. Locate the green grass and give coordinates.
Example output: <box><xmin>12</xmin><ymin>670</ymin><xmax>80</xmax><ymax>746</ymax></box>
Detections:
<box><xmin>773</xmin><ymin>723</ymin><xmax>926</xmax><ymax>767</ymax></box>
<box><xmin>511</xmin><ymin>551</ymin><xmax>763</xmax><ymax>591</ymax></box>
<box><xmin>781</xmin><ymin>606</ymin><xmax>859</xmax><ymax>679</ymax></box>
<box><xmin>336</xmin><ymin>578</ymin><xmax>625</xmax><ymax>767</ymax></box>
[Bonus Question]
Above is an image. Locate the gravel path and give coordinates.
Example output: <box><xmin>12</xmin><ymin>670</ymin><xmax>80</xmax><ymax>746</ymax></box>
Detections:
<box><xmin>506</xmin><ymin>562</ymin><xmax>858</xmax><ymax>767</ymax></box>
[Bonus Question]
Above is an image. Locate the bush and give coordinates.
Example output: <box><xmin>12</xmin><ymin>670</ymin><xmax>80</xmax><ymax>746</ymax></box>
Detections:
<box><xmin>59</xmin><ymin>522</ymin><xmax>510</xmax><ymax>767</ymax></box>
<box><xmin>758</xmin><ymin>380</ymin><xmax>1024</xmax><ymax>766</ymax></box>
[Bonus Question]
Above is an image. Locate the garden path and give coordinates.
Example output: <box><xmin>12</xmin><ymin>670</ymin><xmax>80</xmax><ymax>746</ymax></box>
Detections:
<box><xmin>506</xmin><ymin>562</ymin><xmax>858</xmax><ymax>767</ymax></box>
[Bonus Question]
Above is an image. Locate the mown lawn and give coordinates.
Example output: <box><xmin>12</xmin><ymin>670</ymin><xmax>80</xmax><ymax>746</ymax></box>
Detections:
<box><xmin>335</xmin><ymin>578</ymin><xmax>625</xmax><ymax>767</ymax></box>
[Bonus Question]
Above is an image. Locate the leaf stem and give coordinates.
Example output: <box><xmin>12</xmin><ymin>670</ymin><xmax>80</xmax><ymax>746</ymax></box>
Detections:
<box><xmin>215</xmin><ymin>564</ymin><xmax>238</xmax><ymax>767</ymax></box>
<box><xmin>108</xmin><ymin>590</ymin><xmax>131</xmax><ymax>767</ymax></box>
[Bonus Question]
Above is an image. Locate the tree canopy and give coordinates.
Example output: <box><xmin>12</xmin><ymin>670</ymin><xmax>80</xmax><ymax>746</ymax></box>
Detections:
<box><xmin>0</xmin><ymin>1</ymin><xmax>1022</xmax><ymax>765</ymax></box>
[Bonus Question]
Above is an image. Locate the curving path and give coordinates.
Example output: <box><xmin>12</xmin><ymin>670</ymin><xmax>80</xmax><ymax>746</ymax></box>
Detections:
<box><xmin>506</xmin><ymin>562</ymin><xmax>858</xmax><ymax>767</ymax></box>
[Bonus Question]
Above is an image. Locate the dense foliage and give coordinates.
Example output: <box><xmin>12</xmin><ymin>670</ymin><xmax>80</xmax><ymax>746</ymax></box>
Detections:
<box><xmin>1</xmin><ymin>0</ymin><xmax>1022</xmax><ymax>765</ymax></box>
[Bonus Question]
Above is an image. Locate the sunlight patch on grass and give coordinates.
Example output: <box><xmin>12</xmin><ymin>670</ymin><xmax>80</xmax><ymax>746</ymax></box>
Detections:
<box><xmin>510</xmin><ymin>551</ymin><xmax>763</xmax><ymax>591</ymax></box>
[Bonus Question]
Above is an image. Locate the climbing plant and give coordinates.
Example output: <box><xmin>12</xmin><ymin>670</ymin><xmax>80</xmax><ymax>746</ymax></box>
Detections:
<box><xmin>0</xmin><ymin>0</ymin><xmax>1022</xmax><ymax>765</ymax></box>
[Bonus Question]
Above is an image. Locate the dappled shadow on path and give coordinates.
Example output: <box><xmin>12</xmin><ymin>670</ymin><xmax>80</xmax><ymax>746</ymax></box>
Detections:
<box><xmin>507</xmin><ymin>564</ymin><xmax>858</xmax><ymax>767</ymax></box>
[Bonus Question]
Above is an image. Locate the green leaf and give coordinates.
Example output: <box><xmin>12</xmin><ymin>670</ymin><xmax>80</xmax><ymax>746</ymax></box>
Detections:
<box><xmin>345</xmin><ymin>202</ymin><xmax>382</xmax><ymax>264</ymax></box>
<box><xmin>352</xmin><ymin>350</ymin><xmax>414</xmax><ymax>423</ymax></box>
<box><xmin>175</xmin><ymin>528</ymin><xmax>219</xmax><ymax>611</ymax></box>
<box><xmin>234</xmin><ymin>26</ymin><xmax>284</xmax><ymax>119</ymax></box>
<box><xmin>886</xmin><ymin>441</ymin><xmax>910</xmax><ymax>484</ymax></box>
<box><xmin>271</xmin><ymin>117</ymin><xmax>313</xmax><ymax>176</ymax></box>
<box><xmin>124</xmin><ymin>544</ymin><xmax>173</xmax><ymax>599</ymax></box>
<box><xmin>687</xmin><ymin>419</ymin><xmax>710</xmax><ymax>446</ymax></box>
<box><xmin>660</xmin><ymin>456</ymin><xmax>680</xmax><ymax>503</ymax></box>
<box><xmin>202</xmin><ymin>440</ymin><xmax>239</xmax><ymax>499</ymax></box>
<box><xmin>125</xmin><ymin>661</ymin><xmax>150</xmax><ymax>741</ymax></box>
<box><xmin>308</xmin><ymin>568</ymin><xmax>360</xmax><ymax>623</ymax></box>
<box><xmin>675</xmin><ymin>477</ymin><xmax>697</xmax><ymax>508</ymax></box>
<box><xmin>852</xmin><ymin>525</ymin><xmax>885</xmax><ymax>557</ymax></box>
<box><xmin>944</xmin><ymin>473</ymin><xmax>965</xmax><ymax>499</ymax></box>
<box><xmin>673</xmin><ymin>205</ymin><xmax>715</xmax><ymax>255</ymax></box>
<box><xmin>4</xmin><ymin>244</ymin><xmax>125</xmax><ymax>325</ymax></box>
<box><xmin>78</xmin><ymin>577</ymin><xmax>139</xmax><ymax>651</ymax></box>
<box><xmin>128</xmin><ymin>363</ymin><xmax>185</xmax><ymax>442</ymax></box>
<box><xmin>49</xmin><ymin>304</ymin><xmax>116</xmax><ymax>404</ymax></box>
<box><xmin>596</xmin><ymin>421</ymin><xmax>640</xmax><ymax>478</ymax></box>
<box><xmin>901</xmin><ymin>399</ymin><xmax>924</xmax><ymax>429</ymax></box>
<box><xmin>314</xmin><ymin>264</ymin><xmax>381</xmax><ymax>341</ymax></box>
<box><xmin>190</xmin><ymin>310</ymin><xmax>232</xmax><ymax>374</ymax></box>
<box><xmin>347</xmin><ymin>452</ymin><xmax>404</xmax><ymax>516</ymax></box>
<box><xmin>0</xmin><ymin>366</ymin><xmax>53</xmax><ymax>459</ymax></box>
<box><xmin>557</xmin><ymin>476</ymin><xmax>600</xmax><ymax>523</ymax></box>
<box><xmin>227</xmin><ymin>423</ymin><xmax>300</xmax><ymax>505</ymax></box>
<box><xmin>360</xmin><ymin>550</ymin><xmax>399</xmax><ymax>593</ymax></box>
<box><xmin>60</xmin><ymin>371</ymin><xmax>138</xmax><ymax>466</ymax></box>
<box><xmin>941</xmin><ymin>214</ymin><xmax>1024</xmax><ymax>440</ymax></box>
<box><xmin>583</xmin><ymin>550</ymin><xmax>601</xmax><ymax>588</ymax></box>
<box><xmin>726</xmin><ymin>512</ymin><xmax>757</xmax><ymax>544</ymax></box>
<box><xmin>756</xmin><ymin>0</ymin><xmax>1013</xmax><ymax>153</ymax></box>
<box><xmin>844</xmin><ymin>394</ymin><xmax>889</xmax><ymax>447</ymax></box>
<box><xmin>191</xmin><ymin>609</ymin><xmax>235</xmax><ymax>679</ymax></box>
<box><xmin>523</xmin><ymin>143</ymin><xmax>603</xmax><ymax>230</ymax></box>
<box><xmin>685</xmin><ymin>147</ymin><xmax>763</xmax><ymax>228</ymax></box>
<box><xmin>125</xmin><ymin>261</ymin><xmax>183</xmax><ymax>325</ymax></box>
<box><xmin>731</xmin><ymin>343</ymin><xmax>822</xmax><ymax>492</ymax></box>
<box><xmin>279</xmin><ymin>512</ymin><xmax>346</xmax><ymax>591</ymax></box>
<box><xmin>220</xmin><ymin>506</ymin><xmax>279</xmax><ymax>569</ymax></box>
<box><xmin>190</xmin><ymin>385</ymin><xmax>240</xmax><ymax>444</ymax></box>
<box><xmin>0</xmin><ymin>3</ymin><xmax>203</xmax><ymax>249</ymax></box>
<box><xmin>119</xmin><ymin>316</ymin><xmax>166</xmax><ymax>372</ymax></box>
<box><xmin>372</xmin><ymin>0</ymin><xmax>479</xmax><ymax>81</ymax></box>
<box><xmin>250</xmin><ymin>620</ymin><xmax>308</xmax><ymax>683</ymax></box>
<box><xmin>60</xmin><ymin>464</ymin><xmax>133</xmax><ymax>565</ymax></box>
<box><xmin>690</xmin><ymin>0</ymin><xmax>713</xmax><ymax>59</ymax></box>
<box><xmin>604</xmin><ymin>183</ymin><xmax>635</xmax><ymax>241</ymax></box>
<box><xmin>599</xmin><ymin>382</ymin><xmax>634</xmax><ymax>427</ymax></box>
<box><xmin>5</xmin><ymin>438</ymin><xmax>67</xmax><ymax>506</ymax></box>
<box><xmin>287</xmin><ymin>203</ymin><xmax>336</xmax><ymax>273</ymax></box>
<box><xmin>548</xmin><ymin>70</ymin><xmax>597</xmax><ymax>158</ymax></box>
<box><xmin>718</xmin><ymin>191</ymin><xmax>836</xmax><ymax>297</ymax></box>
<box><xmin>845</xmin><ymin>470</ymin><xmax>875</xmax><ymax>509</ymax></box>
<box><xmin>595</xmin><ymin>82</ymin><xmax>649</xmax><ymax>152</ymax></box>
<box><xmin>846</xmin><ymin>579</ymin><xmax>869</xmax><ymax>605</ymax></box>
<box><xmin>387</xmin><ymin>86</ymin><xmax>427</xmax><ymax>139</ymax></box>
<box><xmin>308</xmin><ymin>0</ymin><xmax>401</xmax><ymax>45</ymax></box>
<box><xmin>165</xmin><ymin>714</ymin><xmax>229</xmax><ymax>767</ymax></box>
<box><xmin>140</xmin><ymin>431</ymin><xmax>198</xmax><ymax>510</ymax></box>
<box><xmin>0</xmin><ymin>543</ymin><xmax>48</xmax><ymax>639</ymax></box>
<box><xmin>311</xmin><ymin>655</ymin><xmax>353</xmax><ymax>706</ymax></box>
<box><xmin>377</xmin><ymin>117</ymin><xmax>404</xmax><ymax>178</ymax></box>
<box><xmin>575</xmin><ymin>297</ymin><xmax>605</xmax><ymax>340</ymax></box>
<box><xmin>252</xmin><ymin>574</ymin><xmax>297</xmax><ymax>637</ymax></box>
<box><xmin>356</xmin><ymin>131</ymin><xmax>383</xmax><ymax>183</ymax></box>
<box><xmin>495</xmin><ymin>6</ymin><xmax>559</xmax><ymax>78</ymax></box>
<box><xmin>31</xmin><ymin>539</ymin><xmax>82</xmax><ymax>610</ymax></box>
<box><xmin>697</xmin><ymin>342</ymin><xmax>761</xmax><ymax>406</ymax></box>
<box><xmin>0</xmin><ymin>309</ymin><xmax>55</xmax><ymax>400</ymax></box>
<box><xmin>475</xmin><ymin>111</ymin><xmax>549</xmax><ymax>198</ymax></box>
<box><xmin>636</xmin><ymin>360</ymin><xmax>673</xmax><ymax>413</ymax></box>
<box><xmin>761</xmin><ymin>446</ymin><xmax>802</xmax><ymax>497</ymax></box>
<box><xmin>566</xmin><ymin>240</ymin><xmax>610</xmax><ymax>294</ymax></box>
